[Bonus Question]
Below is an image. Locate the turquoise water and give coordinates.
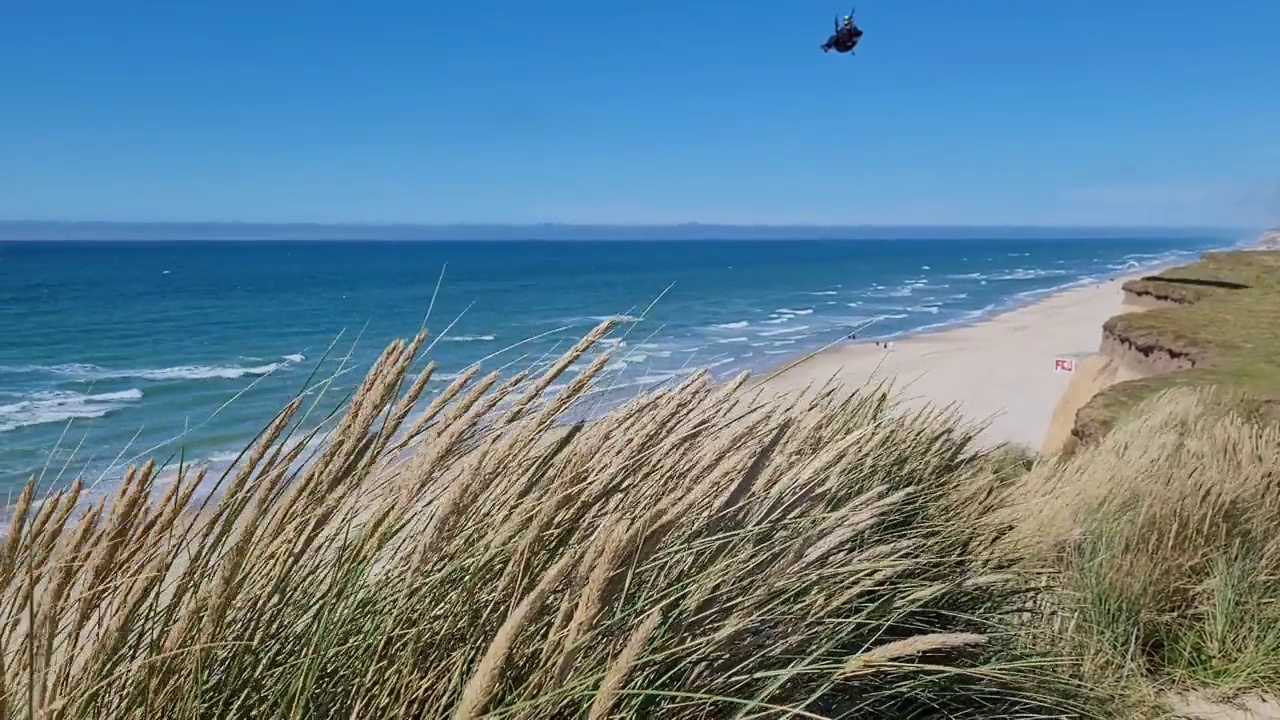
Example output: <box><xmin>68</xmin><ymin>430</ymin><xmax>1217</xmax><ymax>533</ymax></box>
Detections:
<box><xmin>0</xmin><ymin>235</ymin><xmax>1243</xmax><ymax>491</ymax></box>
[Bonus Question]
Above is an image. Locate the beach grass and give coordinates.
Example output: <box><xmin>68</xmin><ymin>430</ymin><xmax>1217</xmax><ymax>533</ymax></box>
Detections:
<box><xmin>992</xmin><ymin>387</ymin><xmax>1280</xmax><ymax>714</ymax></box>
<box><xmin>3</xmin><ymin>285</ymin><xmax>1280</xmax><ymax>716</ymax></box>
<box><xmin>0</xmin><ymin>322</ymin><xmax>1096</xmax><ymax>719</ymax></box>
<box><xmin>1075</xmin><ymin>250</ymin><xmax>1280</xmax><ymax>443</ymax></box>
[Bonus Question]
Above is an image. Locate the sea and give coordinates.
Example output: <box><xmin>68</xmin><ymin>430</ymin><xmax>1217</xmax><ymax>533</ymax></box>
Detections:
<box><xmin>0</xmin><ymin>234</ymin><xmax>1248</xmax><ymax>494</ymax></box>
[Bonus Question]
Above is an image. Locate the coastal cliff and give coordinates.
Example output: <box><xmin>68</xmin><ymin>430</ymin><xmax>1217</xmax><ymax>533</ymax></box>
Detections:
<box><xmin>1043</xmin><ymin>245</ymin><xmax>1280</xmax><ymax>454</ymax></box>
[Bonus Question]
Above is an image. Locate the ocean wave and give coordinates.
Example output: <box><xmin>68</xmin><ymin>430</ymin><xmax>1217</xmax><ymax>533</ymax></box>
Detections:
<box><xmin>589</xmin><ymin>314</ymin><xmax>641</xmax><ymax>323</ymax></box>
<box><xmin>0</xmin><ymin>354</ymin><xmax>304</xmax><ymax>382</ymax></box>
<box><xmin>987</xmin><ymin>269</ymin><xmax>1072</xmax><ymax>281</ymax></box>
<box><xmin>773</xmin><ymin>308</ymin><xmax>814</xmax><ymax>316</ymax></box>
<box><xmin>716</xmin><ymin>336</ymin><xmax>750</xmax><ymax>344</ymax></box>
<box><xmin>441</xmin><ymin>335</ymin><xmax>496</xmax><ymax>342</ymax></box>
<box><xmin>758</xmin><ymin>325</ymin><xmax>808</xmax><ymax>337</ymax></box>
<box><xmin>634</xmin><ymin>373</ymin><xmax>677</xmax><ymax>384</ymax></box>
<box><xmin>134</xmin><ymin>363</ymin><xmax>287</xmax><ymax>381</ymax></box>
<box><xmin>807</xmin><ymin>290</ymin><xmax>839</xmax><ymax>296</ymax></box>
<box><xmin>634</xmin><ymin>343</ymin><xmax>672</xmax><ymax>358</ymax></box>
<box><xmin>713</xmin><ymin>320</ymin><xmax>749</xmax><ymax>329</ymax></box>
<box><xmin>0</xmin><ymin>388</ymin><xmax>143</xmax><ymax>433</ymax></box>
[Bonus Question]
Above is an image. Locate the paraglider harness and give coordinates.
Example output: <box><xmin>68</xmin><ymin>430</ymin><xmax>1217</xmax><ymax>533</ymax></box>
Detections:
<box><xmin>822</xmin><ymin>8</ymin><xmax>863</xmax><ymax>54</ymax></box>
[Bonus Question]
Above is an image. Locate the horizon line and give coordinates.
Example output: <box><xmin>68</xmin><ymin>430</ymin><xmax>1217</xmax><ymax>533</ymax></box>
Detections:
<box><xmin>0</xmin><ymin>220</ymin><xmax>1255</xmax><ymax>243</ymax></box>
<box><xmin>0</xmin><ymin>220</ymin><xmax>1250</xmax><ymax>230</ymax></box>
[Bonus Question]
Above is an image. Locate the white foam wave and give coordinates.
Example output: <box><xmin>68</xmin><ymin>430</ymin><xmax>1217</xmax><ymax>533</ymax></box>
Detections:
<box><xmin>0</xmin><ymin>354</ymin><xmax>304</xmax><ymax>382</ymax></box>
<box><xmin>634</xmin><ymin>343</ymin><xmax>673</xmax><ymax>357</ymax></box>
<box><xmin>716</xmin><ymin>337</ymin><xmax>749</xmax><ymax>344</ymax></box>
<box><xmin>714</xmin><ymin>321</ymin><xmax>749</xmax><ymax>329</ymax></box>
<box><xmin>589</xmin><ymin>314</ymin><xmax>641</xmax><ymax>323</ymax></box>
<box><xmin>758</xmin><ymin>325</ymin><xmax>808</xmax><ymax>337</ymax></box>
<box><xmin>0</xmin><ymin>389</ymin><xmax>143</xmax><ymax>433</ymax></box>
<box><xmin>134</xmin><ymin>363</ymin><xmax>285</xmax><ymax>381</ymax></box>
<box><xmin>773</xmin><ymin>308</ymin><xmax>814</xmax><ymax>316</ymax></box>
<box><xmin>635</xmin><ymin>373</ymin><xmax>677</xmax><ymax>384</ymax></box>
<box><xmin>442</xmin><ymin>335</ymin><xmax>496</xmax><ymax>342</ymax></box>
<box><xmin>984</xmin><ymin>269</ymin><xmax>1071</xmax><ymax>281</ymax></box>
<box><xmin>807</xmin><ymin>291</ymin><xmax>838</xmax><ymax>296</ymax></box>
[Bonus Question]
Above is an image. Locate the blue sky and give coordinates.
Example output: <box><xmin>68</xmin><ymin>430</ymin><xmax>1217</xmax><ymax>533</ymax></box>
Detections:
<box><xmin>3</xmin><ymin>0</ymin><xmax>1278</xmax><ymax>227</ymax></box>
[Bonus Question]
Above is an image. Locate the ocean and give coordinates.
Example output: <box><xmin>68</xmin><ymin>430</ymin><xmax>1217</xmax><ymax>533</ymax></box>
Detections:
<box><xmin>0</xmin><ymin>234</ymin><xmax>1245</xmax><ymax>492</ymax></box>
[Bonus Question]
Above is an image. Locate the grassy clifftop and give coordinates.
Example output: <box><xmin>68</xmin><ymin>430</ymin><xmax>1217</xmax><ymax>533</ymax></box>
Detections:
<box><xmin>1072</xmin><ymin>248</ymin><xmax>1280</xmax><ymax>446</ymax></box>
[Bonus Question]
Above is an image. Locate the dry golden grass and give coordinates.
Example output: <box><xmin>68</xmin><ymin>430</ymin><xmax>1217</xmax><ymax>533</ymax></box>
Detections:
<box><xmin>0</xmin><ymin>321</ymin><xmax>1094</xmax><ymax>719</ymax></box>
<box><xmin>4</xmin><ymin>320</ymin><xmax>1277</xmax><ymax>718</ymax></box>
<box><xmin>991</xmin><ymin>387</ymin><xmax>1280</xmax><ymax>708</ymax></box>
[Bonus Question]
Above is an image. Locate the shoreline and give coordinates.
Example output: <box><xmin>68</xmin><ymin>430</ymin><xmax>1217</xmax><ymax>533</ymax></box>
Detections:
<box><xmin>751</xmin><ymin>233</ymin><xmax>1263</xmax><ymax>450</ymax></box>
<box><xmin>6</xmin><ymin>237</ymin><xmax>1255</xmax><ymax>492</ymax></box>
<box><xmin>754</xmin><ymin>268</ymin><xmax>1164</xmax><ymax>450</ymax></box>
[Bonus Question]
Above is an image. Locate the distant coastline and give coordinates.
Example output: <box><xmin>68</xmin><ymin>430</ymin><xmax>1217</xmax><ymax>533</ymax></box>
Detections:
<box><xmin>0</xmin><ymin>220</ymin><xmax>1249</xmax><ymax>242</ymax></box>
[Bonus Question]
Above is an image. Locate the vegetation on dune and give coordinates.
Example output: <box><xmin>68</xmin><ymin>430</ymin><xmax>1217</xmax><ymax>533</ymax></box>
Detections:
<box><xmin>0</xmin><ymin>321</ymin><xmax>1089</xmax><ymax>719</ymax></box>
<box><xmin>1074</xmin><ymin>250</ymin><xmax>1280</xmax><ymax>445</ymax></box>
<box><xmin>994</xmin><ymin>388</ymin><xmax>1280</xmax><ymax>713</ymax></box>
<box><xmin>4</xmin><ymin>273</ymin><xmax>1280</xmax><ymax>716</ymax></box>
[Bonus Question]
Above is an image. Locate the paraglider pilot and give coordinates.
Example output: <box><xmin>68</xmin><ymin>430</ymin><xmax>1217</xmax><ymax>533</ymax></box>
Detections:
<box><xmin>821</xmin><ymin>12</ymin><xmax>863</xmax><ymax>54</ymax></box>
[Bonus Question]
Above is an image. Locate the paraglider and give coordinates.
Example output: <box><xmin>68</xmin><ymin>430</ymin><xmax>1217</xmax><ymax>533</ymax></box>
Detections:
<box><xmin>821</xmin><ymin>8</ymin><xmax>863</xmax><ymax>54</ymax></box>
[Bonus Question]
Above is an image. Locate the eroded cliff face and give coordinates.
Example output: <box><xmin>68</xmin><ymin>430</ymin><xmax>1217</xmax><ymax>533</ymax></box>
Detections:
<box><xmin>1097</xmin><ymin>325</ymin><xmax>1197</xmax><ymax>374</ymax></box>
<box><xmin>1041</xmin><ymin>287</ymin><xmax>1198</xmax><ymax>455</ymax></box>
<box><xmin>1119</xmin><ymin>288</ymin><xmax>1190</xmax><ymax>310</ymax></box>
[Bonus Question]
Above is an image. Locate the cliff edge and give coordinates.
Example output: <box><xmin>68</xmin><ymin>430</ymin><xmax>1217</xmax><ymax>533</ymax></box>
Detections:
<box><xmin>1042</xmin><ymin>246</ymin><xmax>1280</xmax><ymax>455</ymax></box>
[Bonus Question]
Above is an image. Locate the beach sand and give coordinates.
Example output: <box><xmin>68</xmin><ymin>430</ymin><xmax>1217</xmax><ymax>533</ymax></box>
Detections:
<box><xmin>758</xmin><ymin>276</ymin><xmax>1148</xmax><ymax>450</ymax></box>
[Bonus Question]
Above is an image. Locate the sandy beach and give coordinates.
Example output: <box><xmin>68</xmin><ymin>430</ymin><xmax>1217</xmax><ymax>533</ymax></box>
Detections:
<box><xmin>758</xmin><ymin>275</ymin><xmax>1149</xmax><ymax>450</ymax></box>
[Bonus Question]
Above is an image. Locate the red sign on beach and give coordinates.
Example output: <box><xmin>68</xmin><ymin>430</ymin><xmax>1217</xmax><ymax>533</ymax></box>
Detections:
<box><xmin>1053</xmin><ymin>358</ymin><xmax>1075</xmax><ymax>373</ymax></box>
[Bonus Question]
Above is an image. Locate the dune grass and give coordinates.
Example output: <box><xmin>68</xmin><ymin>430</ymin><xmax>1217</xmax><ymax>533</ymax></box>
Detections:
<box><xmin>990</xmin><ymin>387</ymin><xmax>1280</xmax><ymax>714</ymax></box>
<box><xmin>1</xmin><ymin>319</ymin><xmax>1277</xmax><ymax>717</ymax></box>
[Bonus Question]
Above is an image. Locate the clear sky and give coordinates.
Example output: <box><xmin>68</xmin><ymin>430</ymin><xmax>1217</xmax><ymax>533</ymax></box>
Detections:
<box><xmin>3</xmin><ymin>0</ymin><xmax>1278</xmax><ymax>227</ymax></box>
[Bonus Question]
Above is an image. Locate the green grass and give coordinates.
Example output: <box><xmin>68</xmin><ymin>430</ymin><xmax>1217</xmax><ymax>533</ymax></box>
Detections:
<box><xmin>1073</xmin><ymin>250</ymin><xmax>1280</xmax><ymax>444</ymax></box>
